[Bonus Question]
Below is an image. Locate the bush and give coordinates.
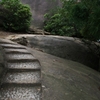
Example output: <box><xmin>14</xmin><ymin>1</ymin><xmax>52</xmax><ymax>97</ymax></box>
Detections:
<box><xmin>0</xmin><ymin>0</ymin><xmax>32</xmax><ymax>32</ymax></box>
<box><xmin>44</xmin><ymin>11</ymin><xmax>74</xmax><ymax>36</ymax></box>
<box><xmin>81</xmin><ymin>0</ymin><xmax>100</xmax><ymax>40</ymax></box>
<box><xmin>0</xmin><ymin>5</ymin><xmax>8</xmax><ymax>26</ymax></box>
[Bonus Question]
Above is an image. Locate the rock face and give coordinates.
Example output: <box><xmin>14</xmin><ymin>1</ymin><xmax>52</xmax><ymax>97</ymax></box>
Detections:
<box><xmin>26</xmin><ymin>35</ymin><xmax>100</xmax><ymax>71</ymax></box>
<box><xmin>21</xmin><ymin>0</ymin><xmax>61</xmax><ymax>28</ymax></box>
<box><xmin>27</xmin><ymin>45</ymin><xmax>100</xmax><ymax>100</ymax></box>
<box><xmin>8</xmin><ymin>35</ymin><xmax>100</xmax><ymax>71</ymax></box>
<box><xmin>0</xmin><ymin>38</ymin><xmax>100</xmax><ymax>100</ymax></box>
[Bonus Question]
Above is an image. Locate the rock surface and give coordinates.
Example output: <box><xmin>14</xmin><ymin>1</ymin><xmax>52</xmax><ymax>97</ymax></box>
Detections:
<box><xmin>27</xmin><ymin>45</ymin><xmax>100</xmax><ymax>100</ymax></box>
<box><xmin>0</xmin><ymin>39</ymin><xmax>42</xmax><ymax>100</ymax></box>
<box><xmin>0</xmin><ymin>38</ymin><xmax>100</xmax><ymax>100</ymax></box>
<box><xmin>8</xmin><ymin>35</ymin><xmax>100</xmax><ymax>71</ymax></box>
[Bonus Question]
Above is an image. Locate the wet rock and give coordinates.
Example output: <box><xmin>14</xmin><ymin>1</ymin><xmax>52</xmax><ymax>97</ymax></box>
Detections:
<box><xmin>27</xmin><ymin>45</ymin><xmax>100</xmax><ymax>100</ymax></box>
<box><xmin>26</xmin><ymin>35</ymin><xmax>100</xmax><ymax>71</ymax></box>
<box><xmin>8</xmin><ymin>35</ymin><xmax>100</xmax><ymax>71</ymax></box>
<box><xmin>0</xmin><ymin>38</ymin><xmax>100</xmax><ymax>100</ymax></box>
<box><xmin>10</xmin><ymin>37</ymin><xmax>28</xmax><ymax>46</ymax></box>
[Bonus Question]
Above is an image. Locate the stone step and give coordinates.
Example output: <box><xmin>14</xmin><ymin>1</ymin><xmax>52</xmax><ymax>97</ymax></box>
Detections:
<box><xmin>0</xmin><ymin>42</ymin><xmax>16</xmax><ymax>45</ymax></box>
<box><xmin>3</xmin><ymin>71</ymin><xmax>41</xmax><ymax>84</ymax></box>
<box><xmin>6</xmin><ymin>60</ymin><xmax>41</xmax><ymax>70</ymax></box>
<box><xmin>0</xmin><ymin>44</ymin><xmax>25</xmax><ymax>49</ymax></box>
<box><xmin>6</xmin><ymin>53</ymin><xmax>35</xmax><ymax>61</ymax></box>
<box><xmin>4</xmin><ymin>48</ymin><xmax>29</xmax><ymax>53</ymax></box>
<box><xmin>0</xmin><ymin>40</ymin><xmax>17</xmax><ymax>44</ymax></box>
<box><xmin>7</xmin><ymin>59</ymin><xmax>38</xmax><ymax>63</ymax></box>
<box><xmin>0</xmin><ymin>40</ymin><xmax>42</xmax><ymax>100</ymax></box>
<box><xmin>0</xmin><ymin>84</ymin><xmax>41</xmax><ymax>100</ymax></box>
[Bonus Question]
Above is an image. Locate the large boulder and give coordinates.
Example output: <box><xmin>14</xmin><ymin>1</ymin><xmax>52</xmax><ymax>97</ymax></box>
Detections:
<box><xmin>0</xmin><ymin>37</ymin><xmax>99</xmax><ymax>100</ymax></box>
<box><xmin>0</xmin><ymin>37</ymin><xmax>100</xmax><ymax>100</ymax></box>
<box><xmin>9</xmin><ymin>35</ymin><xmax>100</xmax><ymax>71</ymax></box>
<box><xmin>27</xmin><ymin>35</ymin><xmax>100</xmax><ymax>71</ymax></box>
<box><xmin>27</xmin><ymin>46</ymin><xmax>100</xmax><ymax>100</ymax></box>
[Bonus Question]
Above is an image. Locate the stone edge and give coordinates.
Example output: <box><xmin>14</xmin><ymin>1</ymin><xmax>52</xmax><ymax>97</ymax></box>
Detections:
<box><xmin>0</xmin><ymin>45</ymin><xmax>7</xmax><ymax>85</ymax></box>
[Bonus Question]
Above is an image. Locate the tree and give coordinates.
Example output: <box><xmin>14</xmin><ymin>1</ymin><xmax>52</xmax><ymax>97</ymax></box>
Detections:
<box><xmin>44</xmin><ymin>0</ymin><xmax>81</xmax><ymax>36</ymax></box>
<box><xmin>0</xmin><ymin>0</ymin><xmax>32</xmax><ymax>32</ymax></box>
<box><xmin>0</xmin><ymin>5</ymin><xmax>8</xmax><ymax>26</ymax></box>
<box><xmin>44</xmin><ymin>0</ymin><xmax>100</xmax><ymax>41</ymax></box>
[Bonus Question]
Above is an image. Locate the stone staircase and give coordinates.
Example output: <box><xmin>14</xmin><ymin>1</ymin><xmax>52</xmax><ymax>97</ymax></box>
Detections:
<box><xmin>0</xmin><ymin>39</ymin><xmax>42</xmax><ymax>100</ymax></box>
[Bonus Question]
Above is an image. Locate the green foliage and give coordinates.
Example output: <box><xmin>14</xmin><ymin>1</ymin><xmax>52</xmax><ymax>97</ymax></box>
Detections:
<box><xmin>44</xmin><ymin>0</ymin><xmax>100</xmax><ymax>40</ymax></box>
<box><xmin>0</xmin><ymin>0</ymin><xmax>32</xmax><ymax>32</ymax></box>
<box><xmin>0</xmin><ymin>5</ymin><xmax>8</xmax><ymax>25</ymax></box>
<box><xmin>81</xmin><ymin>0</ymin><xmax>100</xmax><ymax>40</ymax></box>
<box><xmin>44</xmin><ymin>3</ymin><xmax>74</xmax><ymax>36</ymax></box>
<box><xmin>44</xmin><ymin>0</ymin><xmax>79</xmax><ymax>36</ymax></box>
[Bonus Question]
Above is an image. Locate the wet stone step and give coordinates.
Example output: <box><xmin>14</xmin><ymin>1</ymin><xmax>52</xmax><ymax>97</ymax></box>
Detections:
<box><xmin>6</xmin><ymin>53</ymin><xmax>35</xmax><ymax>61</ymax></box>
<box><xmin>4</xmin><ymin>48</ymin><xmax>29</xmax><ymax>53</ymax></box>
<box><xmin>3</xmin><ymin>71</ymin><xmax>41</xmax><ymax>84</ymax></box>
<box><xmin>0</xmin><ymin>40</ymin><xmax>17</xmax><ymax>44</ymax></box>
<box><xmin>0</xmin><ymin>84</ymin><xmax>41</xmax><ymax>100</ymax></box>
<box><xmin>0</xmin><ymin>44</ymin><xmax>25</xmax><ymax>49</ymax></box>
<box><xmin>7</xmin><ymin>61</ymin><xmax>41</xmax><ymax>70</ymax></box>
<box><xmin>0</xmin><ymin>42</ymin><xmax>16</xmax><ymax>44</ymax></box>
